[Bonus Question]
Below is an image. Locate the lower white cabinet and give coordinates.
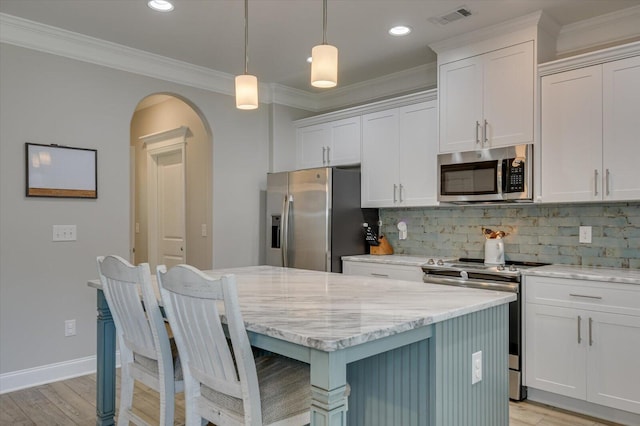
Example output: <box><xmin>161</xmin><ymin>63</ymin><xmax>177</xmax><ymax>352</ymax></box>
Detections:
<box><xmin>525</xmin><ymin>276</ymin><xmax>640</xmax><ymax>414</ymax></box>
<box><xmin>342</xmin><ymin>260</ymin><xmax>423</xmax><ymax>282</ymax></box>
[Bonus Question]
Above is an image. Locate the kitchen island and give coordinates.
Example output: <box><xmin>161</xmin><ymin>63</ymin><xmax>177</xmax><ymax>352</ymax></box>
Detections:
<box><xmin>88</xmin><ymin>265</ymin><xmax>515</xmax><ymax>426</ymax></box>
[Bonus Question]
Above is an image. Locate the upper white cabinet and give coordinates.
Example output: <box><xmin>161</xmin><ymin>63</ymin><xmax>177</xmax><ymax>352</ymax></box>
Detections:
<box><xmin>540</xmin><ymin>52</ymin><xmax>640</xmax><ymax>202</ymax></box>
<box><xmin>361</xmin><ymin>101</ymin><xmax>438</xmax><ymax>208</ymax></box>
<box><xmin>296</xmin><ymin>116</ymin><xmax>361</xmax><ymax>169</ymax></box>
<box><xmin>439</xmin><ymin>41</ymin><xmax>534</xmax><ymax>152</ymax></box>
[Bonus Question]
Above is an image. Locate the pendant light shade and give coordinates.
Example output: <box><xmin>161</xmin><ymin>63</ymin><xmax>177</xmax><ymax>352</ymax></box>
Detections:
<box><xmin>311</xmin><ymin>0</ymin><xmax>338</xmax><ymax>88</ymax></box>
<box><xmin>235</xmin><ymin>74</ymin><xmax>258</xmax><ymax>109</ymax></box>
<box><xmin>311</xmin><ymin>44</ymin><xmax>338</xmax><ymax>88</ymax></box>
<box><xmin>235</xmin><ymin>0</ymin><xmax>258</xmax><ymax>110</ymax></box>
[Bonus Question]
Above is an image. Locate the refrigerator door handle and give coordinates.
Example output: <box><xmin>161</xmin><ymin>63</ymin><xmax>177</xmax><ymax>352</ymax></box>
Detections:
<box><xmin>281</xmin><ymin>194</ymin><xmax>290</xmax><ymax>267</ymax></box>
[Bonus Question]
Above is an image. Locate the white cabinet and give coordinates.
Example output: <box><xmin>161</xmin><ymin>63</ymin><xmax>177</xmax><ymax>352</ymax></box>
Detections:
<box><xmin>296</xmin><ymin>116</ymin><xmax>361</xmax><ymax>169</ymax></box>
<box><xmin>602</xmin><ymin>57</ymin><xmax>640</xmax><ymax>201</ymax></box>
<box><xmin>438</xmin><ymin>41</ymin><xmax>534</xmax><ymax>153</ymax></box>
<box><xmin>525</xmin><ymin>276</ymin><xmax>640</xmax><ymax>414</ymax></box>
<box><xmin>540</xmin><ymin>55</ymin><xmax>640</xmax><ymax>202</ymax></box>
<box><xmin>342</xmin><ymin>261</ymin><xmax>423</xmax><ymax>282</ymax></box>
<box><xmin>361</xmin><ymin>101</ymin><xmax>438</xmax><ymax>208</ymax></box>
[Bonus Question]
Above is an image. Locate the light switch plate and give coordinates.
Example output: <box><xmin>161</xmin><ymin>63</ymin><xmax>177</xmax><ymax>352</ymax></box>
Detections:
<box><xmin>53</xmin><ymin>225</ymin><xmax>77</xmax><ymax>242</ymax></box>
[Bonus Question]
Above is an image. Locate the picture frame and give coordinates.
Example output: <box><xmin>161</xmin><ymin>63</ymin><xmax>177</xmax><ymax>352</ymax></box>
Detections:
<box><xmin>25</xmin><ymin>143</ymin><xmax>98</xmax><ymax>198</ymax></box>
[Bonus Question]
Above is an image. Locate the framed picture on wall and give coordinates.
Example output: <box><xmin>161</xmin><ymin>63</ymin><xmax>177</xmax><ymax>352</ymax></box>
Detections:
<box><xmin>25</xmin><ymin>143</ymin><xmax>98</xmax><ymax>198</ymax></box>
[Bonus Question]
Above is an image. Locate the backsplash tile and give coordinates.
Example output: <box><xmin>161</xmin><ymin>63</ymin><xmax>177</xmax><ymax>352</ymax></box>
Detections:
<box><xmin>380</xmin><ymin>202</ymin><xmax>640</xmax><ymax>269</ymax></box>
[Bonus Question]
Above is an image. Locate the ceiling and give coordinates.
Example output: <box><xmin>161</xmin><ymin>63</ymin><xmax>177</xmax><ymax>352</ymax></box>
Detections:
<box><xmin>1</xmin><ymin>0</ymin><xmax>639</xmax><ymax>93</ymax></box>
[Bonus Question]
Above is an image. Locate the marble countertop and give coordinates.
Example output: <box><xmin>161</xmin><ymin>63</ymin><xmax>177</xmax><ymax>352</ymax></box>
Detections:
<box><xmin>523</xmin><ymin>264</ymin><xmax>640</xmax><ymax>285</ymax></box>
<box><xmin>342</xmin><ymin>254</ymin><xmax>454</xmax><ymax>267</ymax></box>
<box><xmin>89</xmin><ymin>265</ymin><xmax>514</xmax><ymax>352</ymax></box>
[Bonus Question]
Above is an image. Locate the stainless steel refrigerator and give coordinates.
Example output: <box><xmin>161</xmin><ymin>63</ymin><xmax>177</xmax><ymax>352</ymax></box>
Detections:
<box><xmin>266</xmin><ymin>167</ymin><xmax>377</xmax><ymax>273</ymax></box>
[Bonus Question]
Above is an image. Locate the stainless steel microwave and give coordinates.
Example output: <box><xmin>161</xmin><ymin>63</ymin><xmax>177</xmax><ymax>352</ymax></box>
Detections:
<box><xmin>437</xmin><ymin>144</ymin><xmax>533</xmax><ymax>203</ymax></box>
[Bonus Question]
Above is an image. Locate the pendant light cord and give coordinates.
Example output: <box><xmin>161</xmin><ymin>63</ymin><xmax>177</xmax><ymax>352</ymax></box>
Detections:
<box><xmin>322</xmin><ymin>0</ymin><xmax>327</xmax><ymax>45</ymax></box>
<box><xmin>244</xmin><ymin>0</ymin><xmax>249</xmax><ymax>74</ymax></box>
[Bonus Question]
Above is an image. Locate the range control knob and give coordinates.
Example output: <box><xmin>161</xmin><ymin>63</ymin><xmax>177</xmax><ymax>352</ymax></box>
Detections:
<box><xmin>497</xmin><ymin>264</ymin><xmax>505</xmax><ymax>271</ymax></box>
<box><xmin>427</xmin><ymin>258</ymin><xmax>435</xmax><ymax>265</ymax></box>
<box><xmin>460</xmin><ymin>271</ymin><xmax>468</xmax><ymax>280</ymax></box>
<box><xmin>437</xmin><ymin>259</ymin><xmax>444</xmax><ymax>266</ymax></box>
<box><xmin>509</xmin><ymin>264</ymin><xmax>518</xmax><ymax>272</ymax></box>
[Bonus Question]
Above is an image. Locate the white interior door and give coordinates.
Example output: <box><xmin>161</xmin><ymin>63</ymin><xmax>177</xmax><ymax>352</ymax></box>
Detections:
<box><xmin>155</xmin><ymin>150</ymin><xmax>185</xmax><ymax>270</ymax></box>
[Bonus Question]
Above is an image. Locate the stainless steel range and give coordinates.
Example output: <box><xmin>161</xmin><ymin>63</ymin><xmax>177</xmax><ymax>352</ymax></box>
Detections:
<box><xmin>422</xmin><ymin>257</ymin><xmax>547</xmax><ymax>401</ymax></box>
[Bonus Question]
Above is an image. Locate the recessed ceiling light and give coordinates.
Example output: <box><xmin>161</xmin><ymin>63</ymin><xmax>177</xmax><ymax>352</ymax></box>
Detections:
<box><xmin>148</xmin><ymin>0</ymin><xmax>174</xmax><ymax>12</ymax></box>
<box><xmin>389</xmin><ymin>25</ymin><xmax>412</xmax><ymax>36</ymax></box>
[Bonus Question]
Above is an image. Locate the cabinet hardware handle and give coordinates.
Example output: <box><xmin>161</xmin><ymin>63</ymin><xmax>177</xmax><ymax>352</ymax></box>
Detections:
<box><xmin>606</xmin><ymin>169</ymin><xmax>610</xmax><ymax>196</ymax></box>
<box><xmin>326</xmin><ymin>146</ymin><xmax>331</xmax><ymax>164</ymax></box>
<box><xmin>393</xmin><ymin>184</ymin><xmax>398</xmax><ymax>203</ymax></box>
<box><xmin>322</xmin><ymin>146</ymin><xmax>327</xmax><ymax>164</ymax></box>
<box><xmin>475</xmin><ymin>121</ymin><xmax>480</xmax><ymax>144</ymax></box>
<box><xmin>371</xmin><ymin>273</ymin><xmax>390</xmax><ymax>278</ymax></box>
<box><xmin>577</xmin><ymin>316</ymin><xmax>582</xmax><ymax>344</ymax></box>
<box><xmin>589</xmin><ymin>317</ymin><xmax>593</xmax><ymax>346</ymax></box>
<box><xmin>569</xmin><ymin>293</ymin><xmax>602</xmax><ymax>300</ymax></box>
<box><xmin>578</xmin><ymin>315</ymin><xmax>582</xmax><ymax>344</ymax></box>
<box><xmin>594</xmin><ymin>169</ymin><xmax>599</xmax><ymax>196</ymax></box>
<box><xmin>483</xmin><ymin>119</ymin><xmax>488</xmax><ymax>145</ymax></box>
<box><xmin>399</xmin><ymin>184</ymin><xmax>404</xmax><ymax>203</ymax></box>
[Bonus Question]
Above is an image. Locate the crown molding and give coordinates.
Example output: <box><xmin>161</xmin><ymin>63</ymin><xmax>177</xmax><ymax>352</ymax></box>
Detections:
<box><xmin>429</xmin><ymin>11</ymin><xmax>544</xmax><ymax>54</ymax></box>
<box><xmin>310</xmin><ymin>63</ymin><xmax>437</xmax><ymax>112</ymax></box>
<box><xmin>139</xmin><ymin>125</ymin><xmax>189</xmax><ymax>145</ymax></box>
<box><xmin>294</xmin><ymin>89</ymin><xmax>437</xmax><ymax>127</ymax></box>
<box><xmin>0</xmin><ymin>14</ymin><xmax>248</xmax><ymax>93</ymax></box>
<box><xmin>556</xmin><ymin>5</ymin><xmax>640</xmax><ymax>56</ymax></box>
<box><xmin>0</xmin><ymin>13</ymin><xmax>433</xmax><ymax>112</ymax></box>
<box><xmin>269</xmin><ymin>84</ymin><xmax>321</xmax><ymax>111</ymax></box>
<box><xmin>539</xmin><ymin>40</ymin><xmax>640</xmax><ymax>76</ymax></box>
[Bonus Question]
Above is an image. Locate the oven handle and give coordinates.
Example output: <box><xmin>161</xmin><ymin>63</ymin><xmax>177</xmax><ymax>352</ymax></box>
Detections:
<box><xmin>423</xmin><ymin>275</ymin><xmax>518</xmax><ymax>293</ymax></box>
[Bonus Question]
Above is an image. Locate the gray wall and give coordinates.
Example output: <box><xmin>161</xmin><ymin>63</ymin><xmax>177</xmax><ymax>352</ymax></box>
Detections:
<box><xmin>0</xmin><ymin>43</ymin><xmax>273</xmax><ymax>373</ymax></box>
<box><xmin>380</xmin><ymin>202</ymin><xmax>640</xmax><ymax>268</ymax></box>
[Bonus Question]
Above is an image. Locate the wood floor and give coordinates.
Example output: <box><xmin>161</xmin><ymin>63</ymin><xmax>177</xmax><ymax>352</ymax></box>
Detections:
<box><xmin>0</xmin><ymin>373</ymin><xmax>622</xmax><ymax>426</ymax></box>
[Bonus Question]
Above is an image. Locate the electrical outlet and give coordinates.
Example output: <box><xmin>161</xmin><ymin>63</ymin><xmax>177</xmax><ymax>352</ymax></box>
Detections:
<box><xmin>472</xmin><ymin>351</ymin><xmax>482</xmax><ymax>384</ymax></box>
<box><xmin>201</xmin><ymin>224</ymin><xmax>207</xmax><ymax>237</ymax></box>
<box><xmin>64</xmin><ymin>319</ymin><xmax>76</xmax><ymax>337</ymax></box>
<box><xmin>579</xmin><ymin>226</ymin><xmax>592</xmax><ymax>244</ymax></box>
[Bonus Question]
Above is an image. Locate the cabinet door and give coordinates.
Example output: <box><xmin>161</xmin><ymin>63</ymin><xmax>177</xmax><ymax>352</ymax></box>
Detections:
<box><xmin>328</xmin><ymin>116</ymin><xmax>361</xmax><ymax>166</ymax></box>
<box><xmin>297</xmin><ymin>123</ymin><xmax>329</xmax><ymax>169</ymax></box>
<box><xmin>398</xmin><ymin>101</ymin><xmax>438</xmax><ymax>206</ymax></box>
<box><xmin>525</xmin><ymin>304</ymin><xmax>587</xmax><ymax>399</ymax></box>
<box><xmin>603</xmin><ymin>56</ymin><xmax>640</xmax><ymax>201</ymax></box>
<box><xmin>587</xmin><ymin>311</ymin><xmax>640</xmax><ymax>414</ymax></box>
<box><xmin>540</xmin><ymin>65</ymin><xmax>603</xmax><ymax>203</ymax></box>
<box><xmin>361</xmin><ymin>109</ymin><xmax>400</xmax><ymax>207</ymax></box>
<box><xmin>438</xmin><ymin>56</ymin><xmax>483</xmax><ymax>153</ymax></box>
<box><xmin>483</xmin><ymin>41</ymin><xmax>534</xmax><ymax>148</ymax></box>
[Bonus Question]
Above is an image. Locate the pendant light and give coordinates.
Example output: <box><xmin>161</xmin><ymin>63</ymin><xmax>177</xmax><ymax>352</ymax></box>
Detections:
<box><xmin>311</xmin><ymin>0</ymin><xmax>338</xmax><ymax>88</ymax></box>
<box><xmin>235</xmin><ymin>0</ymin><xmax>258</xmax><ymax>109</ymax></box>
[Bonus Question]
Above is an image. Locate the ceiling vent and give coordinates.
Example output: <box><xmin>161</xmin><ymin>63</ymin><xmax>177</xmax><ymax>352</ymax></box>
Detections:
<box><xmin>428</xmin><ymin>6</ymin><xmax>473</xmax><ymax>26</ymax></box>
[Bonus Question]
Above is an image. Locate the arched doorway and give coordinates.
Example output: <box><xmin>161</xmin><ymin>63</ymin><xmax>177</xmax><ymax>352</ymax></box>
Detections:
<box><xmin>130</xmin><ymin>93</ymin><xmax>213</xmax><ymax>270</ymax></box>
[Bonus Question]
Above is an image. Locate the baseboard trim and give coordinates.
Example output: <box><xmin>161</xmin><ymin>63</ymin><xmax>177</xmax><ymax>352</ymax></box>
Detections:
<box><xmin>0</xmin><ymin>352</ymin><xmax>121</xmax><ymax>394</ymax></box>
<box><xmin>527</xmin><ymin>388</ymin><xmax>640</xmax><ymax>425</ymax></box>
